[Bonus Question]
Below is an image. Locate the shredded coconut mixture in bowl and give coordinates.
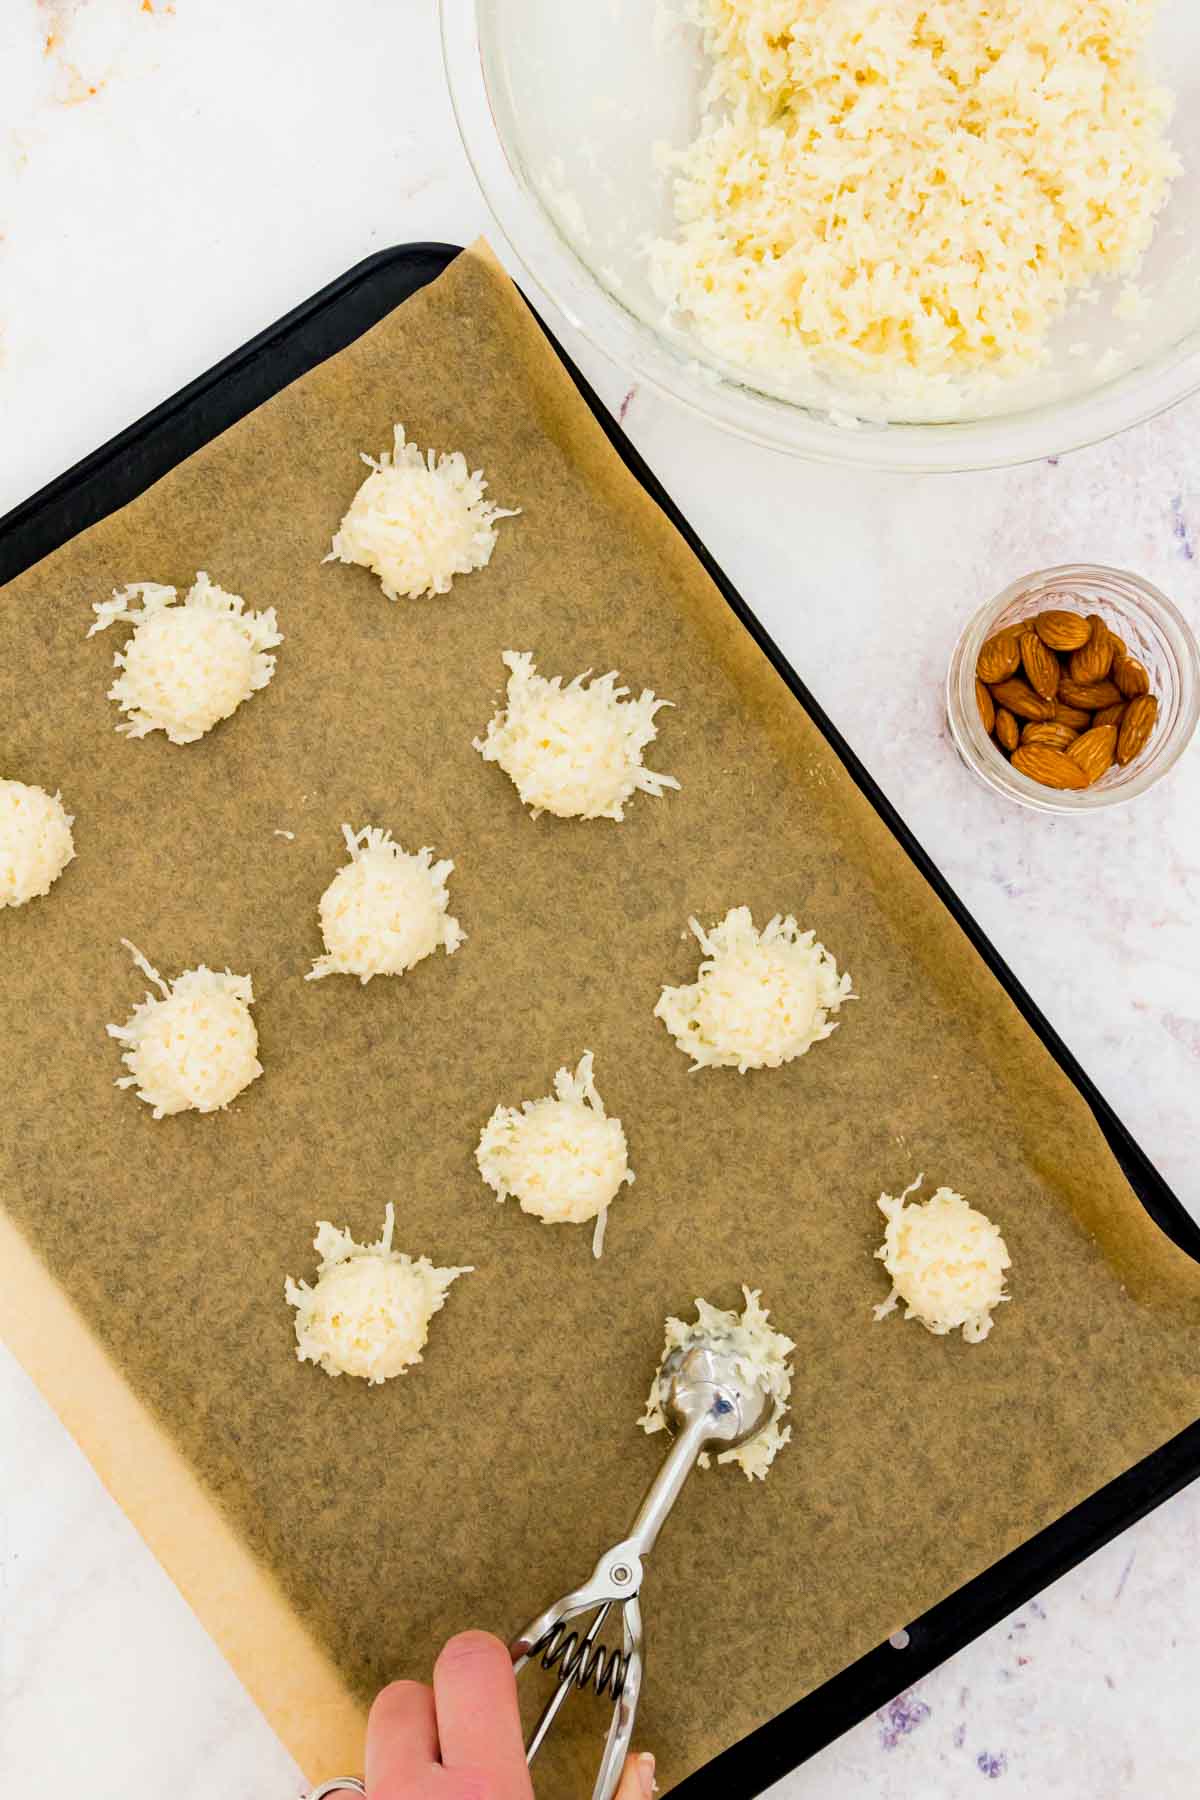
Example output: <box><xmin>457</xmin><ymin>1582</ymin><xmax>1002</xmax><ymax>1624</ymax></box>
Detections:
<box><xmin>88</xmin><ymin>573</ymin><xmax>282</xmax><ymax>744</ymax></box>
<box><xmin>443</xmin><ymin>0</ymin><xmax>1200</xmax><ymax>468</ymax></box>
<box><xmin>0</xmin><ymin>780</ymin><xmax>75</xmax><ymax>908</ymax></box>
<box><xmin>285</xmin><ymin>1203</ymin><xmax>471</xmax><ymax>1384</ymax></box>
<box><xmin>476</xmin><ymin>1051</ymin><xmax>633</xmax><ymax>1256</ymax></box>
<box><xmin>326</xmin><ymin>423</ymin><xmax>519</xmax><ymax>600</ymax></box>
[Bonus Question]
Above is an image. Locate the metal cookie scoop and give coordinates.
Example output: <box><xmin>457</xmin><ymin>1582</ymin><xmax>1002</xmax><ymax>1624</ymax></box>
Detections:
<box><xmin>510</xmin><ymin>1335</ymin><xmax>777</xmax><ymax>1800</ymax></box>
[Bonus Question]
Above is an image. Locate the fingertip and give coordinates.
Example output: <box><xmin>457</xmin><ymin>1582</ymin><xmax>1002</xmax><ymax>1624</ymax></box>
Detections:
<box><xmin>369</xmin><ymin>1677</ymin><xmax>432</xmax><ymax>1728</ymax></box>
<box><xmin>433</xmin><ymin>1629</ymin><xmax>526</xmax><ymax>1779</ymax></box>
<box><xmin>616</xmin><ymin>1750</ymin><xmax>658</xmax><ymax>1798</ymax></box>
<box><xmin>435</xmin><ymin>1628</ymin><xmax>512</xmax><ymax>1670</ymax></box>
<box><xmin>366</xmin><ymin>1678</ymin><xmax>439</xmax><ymax>1788</ymax></box>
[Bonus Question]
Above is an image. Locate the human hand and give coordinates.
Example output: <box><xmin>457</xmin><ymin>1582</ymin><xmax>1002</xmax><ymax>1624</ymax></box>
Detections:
<box><xmin>332</xmin><ymin>1629</ymin><xmax>655</xmax><ymax>1798</ymax></box>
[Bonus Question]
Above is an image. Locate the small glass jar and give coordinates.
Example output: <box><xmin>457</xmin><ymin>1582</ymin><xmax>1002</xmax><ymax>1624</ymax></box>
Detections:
<box><xmin>947</xmin><ymin>563</ymin><xmax>1200</xmax><ymax>813</ymax></box>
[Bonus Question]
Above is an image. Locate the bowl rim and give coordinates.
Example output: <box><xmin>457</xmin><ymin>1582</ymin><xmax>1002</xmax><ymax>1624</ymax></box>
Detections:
<box><xmin>946</xmin><ymin>563</ymin><xmax>1200</xmax><ymax>813</ymax></box>
<box><xmin>440</xmin><ymin>0</ymin><xmax>1200</xmax><ymax>473</ymax></box>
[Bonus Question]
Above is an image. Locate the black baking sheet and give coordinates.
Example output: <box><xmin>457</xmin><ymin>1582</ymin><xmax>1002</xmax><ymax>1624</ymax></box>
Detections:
<box><xmin>2</xmin><ymin>242</ymin><xmax>1197</xmax><ymax>1797</ymax></box>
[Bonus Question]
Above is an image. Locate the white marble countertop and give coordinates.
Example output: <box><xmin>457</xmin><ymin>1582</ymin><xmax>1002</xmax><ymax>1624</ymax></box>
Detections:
<box><xmin>2</xmin><ymin>4</ymin><xmax>1198</xmax><ymax>1796</ymax></box>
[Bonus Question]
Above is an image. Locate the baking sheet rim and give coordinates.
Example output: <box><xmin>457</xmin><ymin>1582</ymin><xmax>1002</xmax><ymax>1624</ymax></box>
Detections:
<box><xmin>5</xmin><ymin>240</ymin><xmax>1200</xmax><ymax>1799</ymax></box>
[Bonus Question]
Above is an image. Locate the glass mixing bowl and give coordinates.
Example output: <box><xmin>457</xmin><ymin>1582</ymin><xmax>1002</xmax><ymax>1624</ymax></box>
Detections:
<box><xmin>441</xmin><ymin>0</ymin><xmax>1200</xmax><ymax>471</ymax></box>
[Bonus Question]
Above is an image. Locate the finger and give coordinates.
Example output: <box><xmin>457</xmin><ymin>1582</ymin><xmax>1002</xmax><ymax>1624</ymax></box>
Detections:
<box><xmin>615</xmin><ymin>1751</ymin><xmax>658</xmax><ymax>1798</ymax></box>
<box><xmin>366</xmin><ymin>1679</ymin><xmax>440</xmax><ymax>1791</ymax></box>
<box><xmin>433</xmin><ymin>1630</ymin><xmax>530</xmax><ymax>1795</ymax></box>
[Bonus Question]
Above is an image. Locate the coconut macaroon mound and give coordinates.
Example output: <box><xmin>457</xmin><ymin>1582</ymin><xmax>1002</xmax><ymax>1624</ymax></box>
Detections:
<box><xmin>108</xmin><ymin>939</ymin><xmax>262</xmax><ymax>1119</ymax></box>
<box><xmin>873</xmin><ymin>1175</ymin><xmax>1011</xmax><ymax>1345</ymax></box>
<box><xmin>0</xmin><ymin>780</ymin><xmax>75</xmax><ymax>908</ymax></box>
<box><xmin>655</xmin><ymin>906</ymin><xmax>853</xmax><ymax>1073</ymax></box>
<box><xmin>306</xmin><ymin>824</ymin><xmax>465</xmax><ymax>985</ymax></box>
<box><xmin>325</xmin><ymin>423</ymin><xmax>519</xmax><ymax>601</ymax></box>
<box><xmin>473</xmin><ymin>649</ymin><xmax>680</xmax><ymax>821</ymax></box>
<box><xmin>284</xmin><ymin>1203</ymin><xmax>472</xmax><ymax>1385</ymax></box>
<box><xmin>640</xmin><ymin>1288</ymin><xmax>794</xmax><ymax>1482</ymax></box>
<box><xmin>88</xmin><ymin>573</ymin><xmax>282</xmax><ymax>745</ymax></box>
<box><xmin>476</xmin><ymin>1051</ymin><xmax>634</xmax><ymax>1258</ymax></box>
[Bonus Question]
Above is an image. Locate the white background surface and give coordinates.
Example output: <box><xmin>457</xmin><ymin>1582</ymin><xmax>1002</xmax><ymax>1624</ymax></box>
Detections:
<box><xmin>2</xmin><ymin>4</ymin><xmax>1199</xmax><ymax>1796</ymax></box>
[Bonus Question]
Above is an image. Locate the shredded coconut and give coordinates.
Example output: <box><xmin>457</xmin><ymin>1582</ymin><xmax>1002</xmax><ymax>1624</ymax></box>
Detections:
<box><xmin>306</xmin><ymin>824</ymin><xmax>465</xmax><ymax>984</ymax></box>
<box><xmin>473</xmin><ymin>650</ymin><xmax>679</xmax><ymax>821</ymax></box>
<box><xmin>873</xmin><ymin>1173</ymin><xmax>1011</xmax><ymax>1344</ymax></box>
<box><xmin>325</xmin><ymin>424</ymin><xmax>519</xmax><ymax>601</ymax></box>
<box><xmin>107</xmin><ymin>939</ymin><xmax>262</xmax><ymax>1119</ymax></box>
<box><xmin>651</xmin><ymin>0</ymin><xmax>1179</xmax><ymax>394</ymax></box>
<box><xmin>476</xmin><ymin>1051</ymin><xmax>634</xmax><ymax>1245</ymax></box>
<box><xmin>88</xmin><ymin>572</ymin><xmax>282</xmax><ymax>744</ymax></box>
<box><xmin>640</xmin><ymin>1287</ymin><xmax>794</xmax><ymax>1480</ymax></box>
<box><xmin>655</xmin><ymin>907</ymin><xmax>853</xmax><ymax>1072</ymax></box>
<box><xmin>0</xmin><ymin>780</ymin><xmax>75</xmax><ymax>908</ymax></box>
<box><xmin>284</xmin><ymin>1203</ymin><xmax>471</xmax><ymax>1384</ymax></box>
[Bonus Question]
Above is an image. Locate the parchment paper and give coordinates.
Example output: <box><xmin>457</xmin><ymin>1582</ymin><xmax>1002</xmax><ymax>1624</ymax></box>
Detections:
<box><xmin>3</xmin><ymin>242</ymin><xmax>1200</xmax><ymax>1796</ymax></box>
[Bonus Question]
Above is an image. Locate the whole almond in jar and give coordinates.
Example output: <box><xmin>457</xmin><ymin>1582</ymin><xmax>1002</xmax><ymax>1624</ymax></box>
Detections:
<box><xmin>1034</xmin><ymin>611</ymin><xmax>1091</xmax><ymax>652</ymax></box>
<box><xmin>1019</xmin><ymin>630</ymin><xmax>1060</xmax><ymax>701</ymax></box>
<box><xmin>994</xmin><ymin>708</ymin><xmax>1019</xmax><ymax>753</ymax></box>
<box><xmin>989</xmin><ymin>677</ymin><xmax>1055</xmax><ymax>722</ymax></box>
<box><xmin>1067</xmin><ymin>616</ymin><xmax>1114</xmax><ymax>684</ymax></box>
<box><xmin>977</xmin><ymin>631</ymin><xmax>1021</xmax><ymax>684</ymax></box>
<box><xmin>1067</xmin><ymin>725</ymin><xmax>1118</xmax><ymax>783</ymax></box>
<box><xmin>1010</xmin><ymin>744</ymin><xmax>1089</xmax><ymax>790</ymax></box>
<box><xmin>1113</xmin><ymin>652</ymin><xmax>1150</xmax><ymax>698</ymax></box>
<box><xmin>1117</xmin><ymin>694</ymin><xmax>1159</xmax><ymax>765</ymax></box>
<box><xmin>1021</xmin><ymin>721</ymin><xmax>1077</xmax><ymax>751</ymax></box>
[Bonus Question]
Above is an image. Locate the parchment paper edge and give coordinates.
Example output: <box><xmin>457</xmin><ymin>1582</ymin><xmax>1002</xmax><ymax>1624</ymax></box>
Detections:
<box><xmin>0</xmin><ymin>1209</ymin><xmax>365</xmax><ymax>1785</ymax></box>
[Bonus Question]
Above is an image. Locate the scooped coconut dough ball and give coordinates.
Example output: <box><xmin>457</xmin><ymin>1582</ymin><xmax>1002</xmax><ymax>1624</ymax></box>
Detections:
<box><xmin>107</xmin><ymin>939</ymin><xmax>262</xmax><ymax>1119</ymax></box>
<box><xmin>655</xmin><ymin>907</ymin><xmax>853</xmax><ymax>1072</ymax></box>
<box><xmin>476</xmin><ymin>1052</ymin><xmax>634</xmax><ymax>1255</ymax></box>
<box><xmin>88</xmin><ymin>573</ymin><xmax>282</xmax><ymax>745</ymax></box>
<box><xmin>0</xmin><ymin>780</ymin><xmax>75</xmax><ymax>908</ymax></box>
<box><xmin>306</xmin><ymin>824</ymin><xmax>465</xmax><ymax>984</ymax></box>
<box><xmin>284</xmin><ymin>1203</ymin><xmax>471</xmax><ymax>1384</ymax></box>
<box><xmin>640</xmin><ymin>1288</ymin><xmax>794</xmax><ymax>1482</ymax></box>
<box><xmin>325</xmin><ymin>424</ymin><xmax>519</xmax><ymax>601</ymax></box>
<box><xmin>473</xmin><ymin>650</ymin><xmax>679</xmax><ymax>821</ymax></box>
<box><xmin>873</xmin><ymin>1176</ymin><xmax>1011</xmax><ymax>1344</ymax></box>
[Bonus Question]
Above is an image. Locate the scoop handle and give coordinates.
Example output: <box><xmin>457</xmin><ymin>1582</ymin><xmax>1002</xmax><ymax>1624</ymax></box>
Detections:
<box><xmin>624</xmin><ymin>1412</ymin><xmax>711</xmax><ymax>1560</ymax></box>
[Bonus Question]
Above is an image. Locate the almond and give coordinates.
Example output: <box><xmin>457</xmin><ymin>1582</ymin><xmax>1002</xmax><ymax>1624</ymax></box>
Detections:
<box><xmin>1011</xmin><ymin>744</ymin><xmax>1091</xmax><ymax>790</ymax></box>
<box><xmin>1019</xmin><ymin>629</ymin><xmax>1060</xmax><ymax>700</ymax></box>
<box><xmin>1021</xmin><ymin>721</ymin><xmax>1077</xmax><ymax>750</ymax></box>
<box><xmin>1058</xmin><ymin>675</ymin><xmax>1122</xmax><ymax>711</ymax></box>
<box><xmin>1067</xmin><ymin>724</ymin><xmax>1118</xmax><ymax>785</ymax></box>
<box><xmin>1053</xmin><ymin>702</ymin><xmax>1092</xmax><ymax>731</ymax></box>
<box><xmin>995</xmin><ymin>707</ymin><xmax>1019</xmax><ymax>752</ymax></box>
<box><xmin>1092</xmin><ymin>701</ymin><xmax>1127</xmax><ymax>730</ymax></box>
<box><xmin>1117</xmin><ymin>693</ymin><xmax>1158</xmax><ymax>765</ymax></box>
<box><xmin>977</xmin><ymin>630</ymin><xmax>1022</xmax><ymax>684</ymax></box>
<box><xmin>1068</xmin><ymin>615</ymin><xmax>1115</xmax><ymax>683</ymax></box>
<box><xmin>1113</xmin><ymin>653</ymin><xmax>1150</xmax><ymax>698</ymax></box>
<box><xmin>1106</xmin><ymin>629</ymin><xmax>1129</xmax><ymax>660</ymax></box>
<box><xmin>989</xmin><ymin>677</ymin><xmax>1056</xmax><ymax>722</ymax></box>
<box><xmin>976</xmin><ymin>677</ymin><xmax>995</xmax><ymax>735</ymax></box>
<box><xmin>1035</xmin><ymin>609</ymin><xmax>1091</xmax><ymax>652</ymax></box>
